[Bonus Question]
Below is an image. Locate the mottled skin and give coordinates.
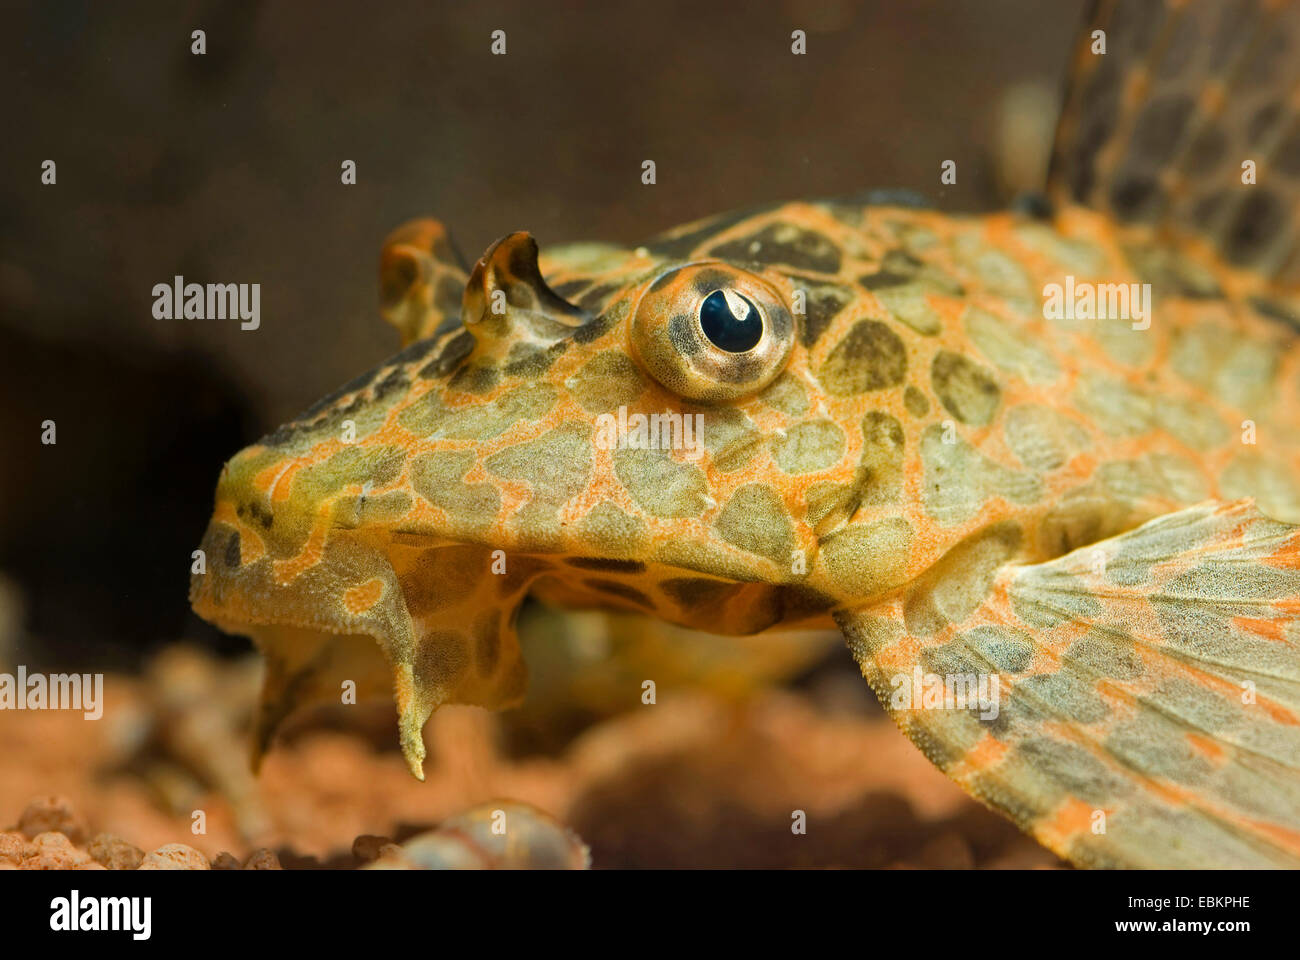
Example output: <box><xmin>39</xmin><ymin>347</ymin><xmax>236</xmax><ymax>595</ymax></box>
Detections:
<box><xmin>192</xmin><ymin>1</ymin><xmax>1300</xmax><ymax>867</ymax></box>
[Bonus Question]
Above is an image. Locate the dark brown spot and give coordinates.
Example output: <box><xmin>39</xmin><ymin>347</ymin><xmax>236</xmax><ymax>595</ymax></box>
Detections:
<box><xmin>648</xmin><ymin>271</ymin><xmax>676</xmax><ymax>293</ymax></box>
<box><xmin>553</xmin><ymin>279</ymin><xmax>589</xmax><ymax>299</ymax></box>
<box><xmin>1128</xmin><ymin>96</ymin><xmax>1194</xmax><ymax>168</ymax></box>
<box><xmin>449</xmin><ymin>361</ymin><xmax>500</xmax><ymax>394</ymax></box>
<box><xmin>573</xmin><ymin>298</ymin><xmax>630</xmax><ymax>344</ymax></box>
<box><xmin>1110</xmin><ymin>177</ymin><xmax>1159</xmax><ymax>220</ymax></box>
<box><xmin>709</xmin><ymin>223</ymin><xmax>842</xmax><ymax>274</ymax></box>
<box><xmin>1275</xmin><ymin>125</ymin><xmax>1300</xmax><ymax>178</ymax></box>
<box><xmin>474</xmin><ymin>612</ymin><xmax>500</xmax><ymax>676</ymax></box>
<box><xmin>1223</xmin><ymin>190</ymin><xmax>1287</xmax><ymax>264</ymax></box>
<box><xmin>903</xmin><ymin>384</ymin><xmax>930</xmax><ymax>417</ymax></box>
<box><xmin>582</xmin><ymin>577</ymin><xmax>654</xmax><ymax>608</ymax></box>
<box><xmin>644</xmin><ymin>203</ymin><xmax>780</xmax><ymax>259</ymax></box>
<box><xmin>931</xmin><ymin>350</ymin><xmax>1000</xmax><ymax>426</ymax></box>
<box><xmin>372</xmin><ymin>366</ymin><xmax>410</xmax><ymax>402</ymax></box>
<box><xmin>817</xmin><ymin>320</ymin><xmax>907</xmax><ymax>395</ymax></box>
<box><xmin>399</xmin><ymin>545</ymin><xmax>483</xmax><ymax>618</ymax></box>
<box><xmin>778</xmin><ymin>585</ymin><xmax>837</xmax><ymax>620</ymax></box>
<box><xmin>578</xmin><ymin>284</ymin><xmax>620</xmax><ymax>312</ymax></box>
<box><xmin>792</xmin><ymin>279</ymin><xmax>855</xmax><ymax>346</ymax></box>
<box><xmin>661</xmin><ymin>577</ymin><xmax>740</xmax><ymax>608</ymax></box>
<box><xmin>1249</xmin><ymin>295</ymin><xmax>1300</xmax><ymax>334</ymax></box>
<box><xmin>223</xmin><ymin>531</ymin><xmax>241</xmax><ymax>569</ymax></box>
<box><xmin>858</xmin><ymin>249</ymin><xmax>927</xmax><ymax>289</ymax></box>
<box><xmin>854</xmin><ymin>411</ymin><xmax>905</xmax><ymax>507</ymax></box>
<box><xmin>415</xmin><ymin>631</ymin><xmax>468</xmax><ymax>688</ymax></box>
<box><xmin>564</xmin><ymin>557</ymin><xmax>647</xmax><ymax>573</ymax></box>
<box><xmin>504</xmin><ymin>341</ymin><xmax>567</xmax><ymax>378</ymax></box>
<box><xmin>238</xmin><ymin>500</ymin><xmax>274</xmax><ymax>530</ymax></box>
<box><xmin>1248</xmin><ymin>101</ymin><xmax>1284</xmax><ymax>145</ymax></box>
<box><xmin>418</xmin><ymin>330</ymin><xmax>475</xmax><ymax>379</ymax></box>
<box><xmin>1184</xmin><ymin>125</ymin><xmax>1227</xmax><ymax>177</ymax></box>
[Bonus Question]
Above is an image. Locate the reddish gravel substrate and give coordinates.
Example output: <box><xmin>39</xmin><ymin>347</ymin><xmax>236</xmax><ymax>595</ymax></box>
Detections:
<box><xmin>0</xmin><ymin>667</ymin><xmax>1060</xmax><ymax>869</ymax></box>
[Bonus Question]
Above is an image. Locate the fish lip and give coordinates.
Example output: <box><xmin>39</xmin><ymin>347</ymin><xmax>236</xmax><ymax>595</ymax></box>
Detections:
<box><xmin>187</xmin><ymin>515</ymin><xmax>411</xmax><ymax>642</ymax></box>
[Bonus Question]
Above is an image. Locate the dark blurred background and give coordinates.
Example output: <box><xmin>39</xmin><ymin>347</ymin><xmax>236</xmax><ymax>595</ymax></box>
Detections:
<box><xmin>0</xmin><ymin>0</ymin><xmax>1085</xmax><ymax>669</ymax></box>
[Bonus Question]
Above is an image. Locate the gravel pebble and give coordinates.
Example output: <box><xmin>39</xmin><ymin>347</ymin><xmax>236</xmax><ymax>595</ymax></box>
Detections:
<box><xmin>351</xmin><ymin>834</ymin><xmax>393</xmax><ymax>864</ymax></box>
<box><xmin>21</xmin><ymin>831</ymin><xmax>92</xmax><ymax>869</ymax></box>
<box><xmin>17</xmin><ymin>796</ymin><xmax>87</xmax><ymax>845</ymax></box>
<box><xmin>243</xmin><ymin>848</ymin><xmax>282</xmax><ymax>870</ymax></box>
<box><xmin>138</xmin><ymin>843</ymin><xmax>210</xmax><ymax>870</ymax></box>
<box><xmin>88</xmin><ymin>833</ymin><xmax>145</xmax><ymax>870</ymax></box>
<box><xmin>0</xmin><ymin>831</ymin><xmax>31</xmax><ymax>866</ymax></box>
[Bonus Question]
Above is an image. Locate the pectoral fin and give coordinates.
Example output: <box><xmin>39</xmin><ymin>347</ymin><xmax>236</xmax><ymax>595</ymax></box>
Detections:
<box><xmin>837</xmin><ymin>500</ymin><xmax>1300</xmax><ymax>868</ymax></box>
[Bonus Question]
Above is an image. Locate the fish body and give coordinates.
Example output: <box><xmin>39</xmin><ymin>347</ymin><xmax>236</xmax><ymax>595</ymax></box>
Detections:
<box><xmin>192</xmin><ymin>2</ymin><xmax>1300</xmax><ymax>867</ymax></box>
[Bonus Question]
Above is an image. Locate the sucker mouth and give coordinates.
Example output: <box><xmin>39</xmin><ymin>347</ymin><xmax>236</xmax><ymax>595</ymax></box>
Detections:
<box><xmin>192</xmin><ymin>517</ymin><xmax>542</xmax><ymax>779</ymax></box>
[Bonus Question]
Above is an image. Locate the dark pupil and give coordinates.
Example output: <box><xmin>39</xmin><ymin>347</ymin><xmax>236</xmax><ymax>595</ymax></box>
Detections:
<box><xmin>699</xmin><ymin>289</ymin><xmax>763</xmax><ymax>353</ymax></box>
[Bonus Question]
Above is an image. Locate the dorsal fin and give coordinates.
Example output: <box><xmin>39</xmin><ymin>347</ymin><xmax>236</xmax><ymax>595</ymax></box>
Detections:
<box><xmin>379</xmin><ymin>219</ymin><xmax>470</xmax><ymax>346</ymax></box>
<box><xmin>1049</xmin><ymin>1</ymin><xmax>1300</xmax><ymax>296</ymax></box>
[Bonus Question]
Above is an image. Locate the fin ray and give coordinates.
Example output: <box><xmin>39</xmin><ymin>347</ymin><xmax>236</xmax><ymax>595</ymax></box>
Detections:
<box><xmin>1050</xmin><ymin>0</ymin><xmax>1300</xmax><ymax>297</ymax></box>
<box><xmin>839</xmin><ymin>500</ymin><xmax>1300</xmax><ymax>867</ymax></box>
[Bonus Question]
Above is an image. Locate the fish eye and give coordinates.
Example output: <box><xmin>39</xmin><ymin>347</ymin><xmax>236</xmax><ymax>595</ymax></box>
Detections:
<box><xmin>699</xmin><ymin>289</ymin><xmax>763</xmax><ymax>353</ymax></box>
<box><xmin>629</xmin><ymin>262</ymin><xmax>795</xmax><ymax>403</ymax></box>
